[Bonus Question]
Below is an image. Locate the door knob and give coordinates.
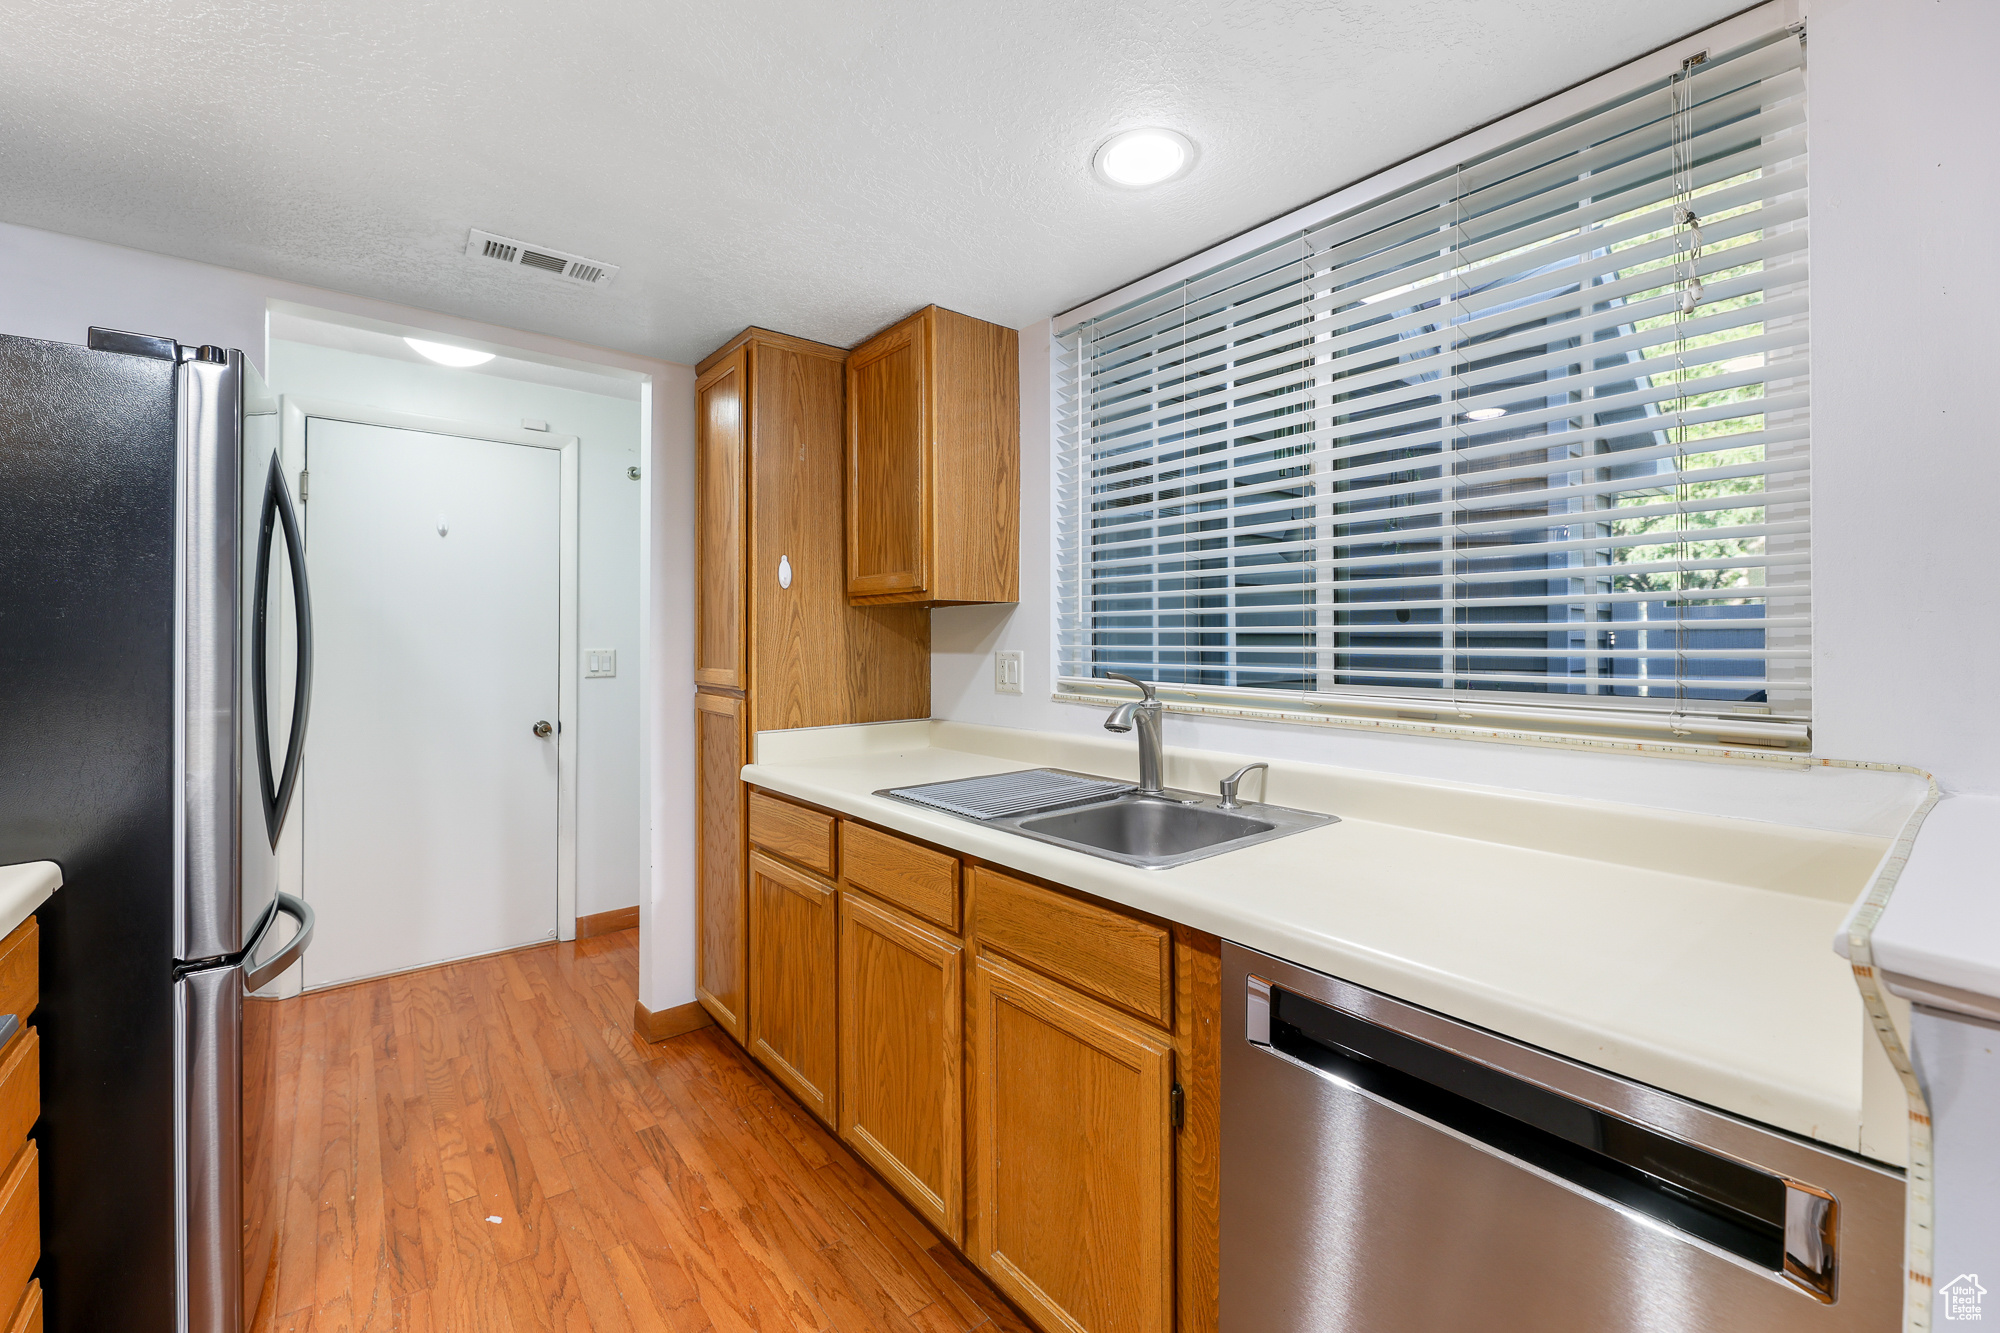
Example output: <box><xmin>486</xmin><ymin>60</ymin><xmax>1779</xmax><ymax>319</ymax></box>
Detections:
<box><xmin>533</xmin><ymin>720</ymin><xmax>553</xmax><ymax>738</ymax></box>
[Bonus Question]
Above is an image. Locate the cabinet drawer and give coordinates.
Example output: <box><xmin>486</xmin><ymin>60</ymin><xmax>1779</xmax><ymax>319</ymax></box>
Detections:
<box><xmin>0</xmin><ymin>921</ymin><xmax>35</xmax><ymax>1027</ymax></box>
<box><xmin>0</xmin><ymin>1031</ymin><xmax>36</xmax><ymax>1164</ymax></box>
<box><xmin>748</xmin><ymin>792</ymin><xmax>837</xmax><ymax>877</ymax></box>
<box><xmin>841</xmin><ymin>823</ymin><xmax>959</xmax><ymax>930</ymax></box>
<box><xmin>971</xmin><ymin>868</ymin><xmax>1171</xmax><ymax>1027</ymax></box>
<box><xmin>0</xmin><ymin>1142</ymin><xmax>37</xmax><ymax>1315</ymax></box>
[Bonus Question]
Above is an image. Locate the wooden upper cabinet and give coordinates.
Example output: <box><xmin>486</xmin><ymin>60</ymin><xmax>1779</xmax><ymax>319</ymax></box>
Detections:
<box><xmin>695</xmin><ymin>348</ymin><xmax>749</xmax><ymax>689</ymax></box>
<box><xmin>695</xmin><ymin>325</ymin><xmax>931</xmax><ymax>729</ymax></box>
<box><xmin>846</xmin><ymin>322</ymin><xmax>928</xmax><ymax>598</ymax></box>
<box><xmin>846</xmin><ymin>306</ymin><xmax>1019</xmax><ymax>606</ymax></box>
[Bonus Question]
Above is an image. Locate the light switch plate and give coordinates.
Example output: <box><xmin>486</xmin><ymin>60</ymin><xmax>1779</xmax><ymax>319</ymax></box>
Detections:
<box><xmin>994</xmin><ymin>651</ymin><xmax>1023</xmax><ymax>694</ymax></box>
<box><xmin>585</xmin><ymin>649</ymin><xmax>617</xmax><ymax>678</ymax></box>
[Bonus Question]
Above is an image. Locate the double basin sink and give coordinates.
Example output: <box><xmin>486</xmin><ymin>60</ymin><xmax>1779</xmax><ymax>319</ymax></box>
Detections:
<box><xmin>882</xmin><ymin>769</ymin><xmax>1337</xmax><ymax>870</ymax></box>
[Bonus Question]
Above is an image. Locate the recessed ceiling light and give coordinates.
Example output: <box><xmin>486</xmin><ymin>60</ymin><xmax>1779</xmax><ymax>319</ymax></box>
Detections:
<box><xmin>1094</xmin><ymin>128</ymin><xmax>1196</xmax><ymax>188</ymax></box>
<box><xmin>405</xmin><ymin>337</ymin><xmax>495</xmax><ymax>368</ymax></box>
<box><xmin>1464</xmin><ymin>407</ymin><xmax>1508</xmax><ymax>421</ymax></box>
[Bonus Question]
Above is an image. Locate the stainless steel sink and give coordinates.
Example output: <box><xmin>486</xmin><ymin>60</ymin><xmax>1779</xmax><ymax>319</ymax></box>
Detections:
<box><xmin>880</xmin><ymin>771</ymin><xmax>1337</xmax><ymax>870</ymax></box>
<box><xmin>997</xmin><ymin>791</ymin><xmax>1335</xmax><ymax>868</ymax></box>
<box><xmin>1020</xmin><ymin>799</ymin><xmax>1274</xmax><ymax>858</ymax></box>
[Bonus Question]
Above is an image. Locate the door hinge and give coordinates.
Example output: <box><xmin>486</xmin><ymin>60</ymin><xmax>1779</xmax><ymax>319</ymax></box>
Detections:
<box><xmin>1171</xmin><ymin>1082</ymin><xmax>1185</xmax><ymax>1131</ymax></box>
<box><xmin>298</xmin><ymin>469</ymin><xmax>309</xmax><ymax>503</ymax></box>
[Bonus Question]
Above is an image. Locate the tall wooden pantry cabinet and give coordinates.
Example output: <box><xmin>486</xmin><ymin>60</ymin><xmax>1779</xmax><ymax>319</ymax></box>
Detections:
<box><xmin>691</xmin><ymin>327</ymin><xmax>930</xmax><ymax>1047</ymax></box>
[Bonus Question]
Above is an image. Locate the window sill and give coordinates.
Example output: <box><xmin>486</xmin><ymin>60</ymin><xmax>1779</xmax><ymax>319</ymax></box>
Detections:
<box><xmin>1052</xmin><ymin>681</ymin><xmax>1811</xmax><ymax>764</ymax></box>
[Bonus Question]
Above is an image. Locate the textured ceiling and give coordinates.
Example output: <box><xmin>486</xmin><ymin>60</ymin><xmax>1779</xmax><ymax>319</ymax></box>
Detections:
<box><xmin>2</xmin><ymin>0</ymin><xmax>1750</xmax><ymax>365</ymax></box>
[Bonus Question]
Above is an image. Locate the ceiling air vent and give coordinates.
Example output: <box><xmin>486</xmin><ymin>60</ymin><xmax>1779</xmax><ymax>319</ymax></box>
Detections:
<box><xmin>465</xmin><ymin>229</ymin><xmax>619</xmax><ymax>289</ymax></box>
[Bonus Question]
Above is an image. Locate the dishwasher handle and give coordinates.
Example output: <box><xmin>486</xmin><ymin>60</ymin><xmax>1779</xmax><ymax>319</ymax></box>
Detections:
<box><xmin>1784</xmin><ymin>1181</ymin><xmax>1838</xmax><ymax>1303</ymax></box>
<box><xmin>1246</xmin><ymin>974</ymin><xmax>1273</xmax><ymax>1045</ymax></box>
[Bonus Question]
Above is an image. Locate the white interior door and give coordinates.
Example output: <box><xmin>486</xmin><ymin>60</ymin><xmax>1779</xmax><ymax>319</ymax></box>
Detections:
<box><xmin>302</xmin><ymin>416</ymin><xmax>561</xmax><ymax>987</ymax></box>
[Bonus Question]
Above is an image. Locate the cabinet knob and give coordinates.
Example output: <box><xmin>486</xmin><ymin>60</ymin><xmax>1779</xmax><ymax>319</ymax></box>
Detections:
<box><xmin>778</xmin><ymin>555</ymin><xmax>793</xmax><ymax>589</ymax></box>
<box><xmin>533</xmin><ymin>720</ymin><xmax>553</xmax><ymax>739</ymax></box>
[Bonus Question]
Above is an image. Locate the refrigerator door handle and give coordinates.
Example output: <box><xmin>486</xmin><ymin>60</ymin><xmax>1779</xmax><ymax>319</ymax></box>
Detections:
<box><xmin>244</xmin><ymin>892</ymin><xmax>314</xmax><ymax>993</ymax></box>
<box><xmin>178</xmin><ymin>965</ymin><xmax>243</xmax><ymax>1333</ymax></box>
<box><xmin>252</xmin><ymin>452</ymin><xmax>313</xmax><ymax>848</ymax></box>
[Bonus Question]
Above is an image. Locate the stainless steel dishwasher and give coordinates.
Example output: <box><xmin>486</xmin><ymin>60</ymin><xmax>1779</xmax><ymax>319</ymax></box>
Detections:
<box><xmin>1221</xmin><ymin>944</ymin><xmax>1907</xmax><ymax>1332</ymax></box>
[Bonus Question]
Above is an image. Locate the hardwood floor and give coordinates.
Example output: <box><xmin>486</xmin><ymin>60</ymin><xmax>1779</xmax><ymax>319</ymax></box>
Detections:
<box><xmin>256</xmin><ymin>929</ymin><xmax>1034</xmax><ymax>1333</ymax></box>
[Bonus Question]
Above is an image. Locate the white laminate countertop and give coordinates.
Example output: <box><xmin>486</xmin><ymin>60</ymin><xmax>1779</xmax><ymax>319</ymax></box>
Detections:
<box><xmin>0</xmin><ymin>862</ymin><xmax>60</xmax><ymax>946</ymax></box>
<box><xmin>1860</xmin><ymin>794</ymin><xmax>2000</xmax><ymax>1022</ymax></box>
<box><xmin>743</xmin><ymin>720</ymin><xmax>1932</xmax><ymax>1164</ymax></box>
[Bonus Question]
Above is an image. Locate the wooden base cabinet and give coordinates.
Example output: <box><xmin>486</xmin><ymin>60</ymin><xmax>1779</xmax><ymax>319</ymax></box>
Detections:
<box><xmin>0</xmin><ymin>1143</ymin><xmax>34</xmax><ymax>1322</ymax></box>
<box><xmin>747</xmin><ymin>852</ymin><xmax>839</xmax><ymax>1124</ymax></box>
<box><xmin>695</xmin><ymin>692</ymin><xmax>749</xmax><ymax>1039</ymax></box>
<box><xmin>5</xmin><ymin>1280</ymin><xmax>39</xmax><ymax>1333</ymax></box>
<box><xmin>0</xmin><ymin>914</ymin><xmax>38</xmax><ymax>1333</ymax></box>
<box><xmin>971</xmin><ymin>953</ymin><xmax>1175</xmax><ymax>1333</ymax></box>
<box><xmin>837</xmin><ymin>890</ymin><xmax>964</xmax><ymax>1241</ymax></box>
<box><xmin>730</xmin><ymin>796</ymin><xmax>1218</xmax><ymax>1333</ymax></box>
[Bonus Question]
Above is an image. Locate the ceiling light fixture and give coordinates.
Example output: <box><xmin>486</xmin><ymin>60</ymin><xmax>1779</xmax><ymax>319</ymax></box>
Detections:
<box><xmin>1464</xmin><ymin>407</ymin><xmax>1508</xmax><ymax>421</ymax></box>
<box><xmin>404</xmin><ymin>337</ymin><xmax>495</xmax><ymax>368</ymax></box>
<box><xmin>1093</xmin><ymin>128</ymin><xmax>1196</xmax><ymax>188</ymax></box>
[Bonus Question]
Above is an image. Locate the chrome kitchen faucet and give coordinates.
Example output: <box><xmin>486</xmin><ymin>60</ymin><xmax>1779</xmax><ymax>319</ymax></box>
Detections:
<box><xmin>1100</xmin><ymin>672</ymin><xmax>1167</xmax><ymax>797</ymax></box>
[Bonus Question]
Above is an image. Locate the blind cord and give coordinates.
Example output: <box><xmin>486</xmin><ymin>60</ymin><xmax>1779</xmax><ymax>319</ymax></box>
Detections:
<box><xmin>1668</xmin><ymin>52</ymin><xmax>1708</xmax><ymax>733</ymax></box>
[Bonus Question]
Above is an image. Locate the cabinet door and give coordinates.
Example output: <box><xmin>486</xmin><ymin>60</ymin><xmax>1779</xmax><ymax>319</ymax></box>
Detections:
<box><xmin>972</xmin><ymin>954</ymin><xmax>1174</xmax><ymax>1333</ymax></box>
<box><xmin>695</xmin><ymin>692</ymin><xmax>748</xmax><ymax>1039</ymax></box>
<box><xmin>846</xmin><ymin>315</ymin><xmax>929</xmax><ymax>599</ymax></box>
<box><xmin>696</xmin><ymin>347</ymin><xmax>749</xmax><ymax>689</ymax></box>
<box><xmin>748</xmin><ymin>852</ymin><xmax>838</xmax><ymax>1123</ymax></box>
<box><xmin>839</xmin><ymin>891</ymin><xmax>964</xmax><ymax>1241</ymax></box>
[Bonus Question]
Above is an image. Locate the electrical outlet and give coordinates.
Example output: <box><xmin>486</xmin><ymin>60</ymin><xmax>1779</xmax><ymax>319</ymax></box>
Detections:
<box><xmin>584</xmin><ymin>649</ymin><xmax>617</xmax><ymax>678</ymax></box>
<box><xmin>994</xmin><ymin>651</ymin><xmax>1023</xmax><ymax>695</ymax></box>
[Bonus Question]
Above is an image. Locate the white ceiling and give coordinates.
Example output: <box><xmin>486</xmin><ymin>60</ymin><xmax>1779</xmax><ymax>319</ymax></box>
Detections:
<box><xmin>2</xmin><ymin>0</ymin><xmax>1750</xmax><ymax>366</ymax></box>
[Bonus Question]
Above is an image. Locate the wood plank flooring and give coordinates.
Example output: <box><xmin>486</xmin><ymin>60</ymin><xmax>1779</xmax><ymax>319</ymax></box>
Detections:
<box><xmin>256</xmin><ymin>929</ymin><xmax>1034</xmax><ymax>1333</ymax></box>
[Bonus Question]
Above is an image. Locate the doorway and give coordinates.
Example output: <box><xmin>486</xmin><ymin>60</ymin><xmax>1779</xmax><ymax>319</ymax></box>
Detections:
<box><xmin>286</xmin><ymin>405</ymin><xmax>580</xmax><ymax>988</ymax></box>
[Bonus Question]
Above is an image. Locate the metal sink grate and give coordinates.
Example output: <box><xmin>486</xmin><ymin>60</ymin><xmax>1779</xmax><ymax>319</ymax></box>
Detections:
<box><xmin>882</xmin><ymin>769</ymin><xmax>1133</xmax><ymax>821</ymax></box>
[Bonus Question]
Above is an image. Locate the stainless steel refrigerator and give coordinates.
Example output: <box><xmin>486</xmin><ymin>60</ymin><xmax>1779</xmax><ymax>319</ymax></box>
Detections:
<box><xmin>0</xmin><ymin>327</ymin><xmax>316</xmax><ymax>1332</ymax></box>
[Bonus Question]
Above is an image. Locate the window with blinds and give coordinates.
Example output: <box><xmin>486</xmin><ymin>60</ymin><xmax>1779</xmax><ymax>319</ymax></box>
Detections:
<box><xmin>1054</xmin><ymin>29</ymin><xmax>1809</xmax><ymax>749</ymax></box>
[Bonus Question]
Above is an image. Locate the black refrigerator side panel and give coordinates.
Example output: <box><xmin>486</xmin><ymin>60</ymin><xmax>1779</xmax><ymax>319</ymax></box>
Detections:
<box><xmin>0</xmin><ymin>334</ymin><xmax>180</xmax><ymax>1333</ymax></box>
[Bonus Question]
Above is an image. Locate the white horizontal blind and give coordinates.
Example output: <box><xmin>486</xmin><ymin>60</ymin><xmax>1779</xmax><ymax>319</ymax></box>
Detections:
<box><xmin>1055</xmin><ymin>30</ymin><xmax>1810</xmax><ymax>744</ymax></box>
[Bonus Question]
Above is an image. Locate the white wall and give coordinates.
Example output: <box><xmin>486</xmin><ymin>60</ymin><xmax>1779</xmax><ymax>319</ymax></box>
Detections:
<box><xmin>266</xmin><ymin>339</ymin><xmax>643</xmax><ymax>920</ymax></box>
<box><xmin>937</xmin><ymin>0</ymin><xmax>2000</xmax><ymax>805</ymax></box>
<box><xmin>0</xmin><ymin>221</ymin><xmax>700</xmax><ymax>1013</ymax></box>
<box><xmin>644</xmin><ymin>362</ymin><xmax>698</xmax><ymax>1017</ymax></box>
<box><xmin>1808</xmin><ymin>0</ymin><xmax>2000</xmax><ymax>795</ymax></box>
